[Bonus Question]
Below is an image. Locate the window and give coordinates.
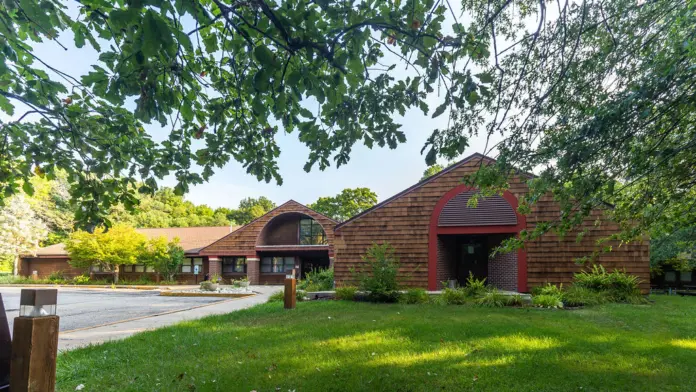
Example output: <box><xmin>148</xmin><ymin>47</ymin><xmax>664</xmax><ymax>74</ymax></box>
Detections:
<box><xmin>90</xmin><ymin>265</ymin><xmax>104</xmax><ymax>272</ymax></box>
<box><xmin>680</xmin><ymin>271</ymin><xmax>692</xmax><ymax>282</ymax></box>
<box><xmin>665</xmin><ymin>271</ymin><xmax>677</xmax><ymax>282</ymax></box>
<box><xmin>223</xmin><ymin>257</ymin><xmax>246</xmax><ymax>273</ymax></box>
<box><xmin>261</xmin><ymin>256</ymin><xmax>295</xmax><ymax>273</ymax></box>
<box><xmin>134</xmin><ymin>265</ymin><xmax>145</xmax><ymax>273</ymax></box>
<box><xmin>146</xmin><ymin>266</ymin><xmax>155</xmax><ymax>273</ymax></box>
<box><xmin>181</xmin><ymin>258</ymin><xmax>204</xmax><ymax>273</ymax></box>
<box><xmin>123</xmin><ymin>265</ymin><xmax>133</xmax><ymax>273</ymax></box>
<box><xmin>299</xmin><ymin>219</ymin><xmax>327</xmax><ymax>245</ymax></box>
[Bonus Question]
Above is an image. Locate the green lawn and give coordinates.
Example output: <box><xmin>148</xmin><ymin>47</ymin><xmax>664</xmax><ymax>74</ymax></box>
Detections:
<box><xmin>57</xmin><ymin>296</ymin><xmax>696</xmax><ymax>392</ymax></box>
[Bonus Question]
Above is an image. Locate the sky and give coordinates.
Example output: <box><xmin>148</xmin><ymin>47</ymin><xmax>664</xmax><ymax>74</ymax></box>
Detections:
<box><xmin>5</xmin><ymin>2</ymin><xmax>506</xmax><ymax>210</ymax></box>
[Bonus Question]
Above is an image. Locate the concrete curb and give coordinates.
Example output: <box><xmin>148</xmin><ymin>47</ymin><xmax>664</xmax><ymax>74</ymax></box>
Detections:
<box><xmin>0</xmin><ymin>284</ymin><xmax>173</xmax><ymax>290</ymax></box>
<box><xmin>159</xmin><ymin>292</ymin><xmax>255</xmax><ymax>298</ymax></box>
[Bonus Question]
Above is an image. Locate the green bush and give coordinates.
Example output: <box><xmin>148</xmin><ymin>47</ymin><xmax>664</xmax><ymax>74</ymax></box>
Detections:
<box><xmin>533</xmin><ymin>294</ymin><xmax>563</xmax><ymax>309</ymax></box>
<box><xmin>462</xmin><ymin>272</ymin><xmax>487</xmax><ymax>298</ymax></box>
<box><xmin>506</xmin><ymin>294</ymin><xmax>525</xmax><ymax>307</ymax></box>
<box><xmin>298</xmin><ymin>268</ymin><xmax>334</xmax><ymax>291</ymax></box>
<box><xmin>561</xmin><ymin>286</ymin><xmax>608</xmax><ymax>307</ymax></box>
<box><xmin>47</xmin><ymin>270</ymin><xmax>66</xmax><ymax>283</ymax></box>
<box><xmin>335</xmin><ymin>286</ymin><xmax>357</xmax><ymax>301</ymax></box>
<box><xmin>401</xmin><ymin>288</ymin><xmax>430</xmax><ymax>304</ymax></box>
<box><xmin>353</xmin><ymin>243</ymin><xmax>401</xmax><ymax>303</ymax></box>
<box><xmin>267</xmin><ymin>290</ymin><xmax>284</xmax><ymax>302</ymax></box>
<box><xmin>200</xmin><ymin>281</ymin><xmax>216</xmax><ymax>291</ymax></box>
<box><xmin>440</xmin><ymin>287</ymin><xmax>469</xmax><ymax>305</ymax></box>
<box><xmin>531</xmin><ymin>283</ymin><xmax>563</xmax><ymax>297</ymax></box>
<box><xmin>267</xmin><ymin>289</ymin><xmax>305</xmax><ymax>303</ymax></box>
<box><xmin>573</xmin><ymin>265</ymin><xmax>642</xmax><ymax>302</ymax></box>
<box><xmin>476</xmin><ymin>289</ymin><xmax>508</xmax><ymax>307</ymax></box>
<box><xmin>72</xmin><ymin>275</ymin><xmax>91</xmax><ymax>284</ymax></box>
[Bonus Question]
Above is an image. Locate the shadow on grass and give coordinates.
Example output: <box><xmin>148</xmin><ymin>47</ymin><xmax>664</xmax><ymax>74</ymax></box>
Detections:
<box><xmin>57</xmin><ymin>297</ymin><xmax>696</xmax><ymax>392</ymax></box>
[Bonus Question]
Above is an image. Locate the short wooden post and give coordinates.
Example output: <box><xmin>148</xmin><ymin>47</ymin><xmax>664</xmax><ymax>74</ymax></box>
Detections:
<box><xmin>10</xmin><ymin>289</ymin><xmax>60</xmax><ymax>392</ymax></box>
<box><xmin>284</xmin><ymin>269</ymin><xmax>296</xmax><ymax>310</ymax></box>
<box><xmin>10</xmin><ymin>316</ymin><xmax>60</xmax><ymax>392</ymax></box>
<box><xmin>0</xmin><ymin>294</ymin><xmax>12</xmax><ymax>388</ymax></box>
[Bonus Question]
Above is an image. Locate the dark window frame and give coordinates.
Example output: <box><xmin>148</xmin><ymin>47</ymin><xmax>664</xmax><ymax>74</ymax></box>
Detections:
<box><xmin>261</xmin><ymin>256</ymin><xmax>295</xmax><ymax>274</ymax></box>
<box><xmin>299</xmin><ymin>218</ymin><xmax>327</xmax><ymax>245</ymax></box>
<box><xmin>222</xmin><ymin>257</ymin><xmax>247</xmax><ymax>273</ymax></box>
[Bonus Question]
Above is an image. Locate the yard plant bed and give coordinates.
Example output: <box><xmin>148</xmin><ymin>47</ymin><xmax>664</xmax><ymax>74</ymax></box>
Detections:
<box><xmin>57</xmin><ymin>296</ymin><xmax>696</xmax><ymax>392</ymax></box>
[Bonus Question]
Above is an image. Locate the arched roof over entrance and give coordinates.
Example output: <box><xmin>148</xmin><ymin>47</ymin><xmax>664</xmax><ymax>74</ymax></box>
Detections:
<box><xmin>438</xmin><ymin>190</ymin><xmax>517</xmax><ymax>227</ymax></box>
<box><xmin>256</xmin><ymin>212</ymin><xmax>328</xmax><ymax>246</ymax></box>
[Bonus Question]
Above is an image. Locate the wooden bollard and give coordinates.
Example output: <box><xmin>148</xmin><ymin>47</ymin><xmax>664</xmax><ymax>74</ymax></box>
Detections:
<box><xmin>0</xmin><ymin>293</ymin><xmax>12</xmax><ymax>388</ymax></box>
<box><xmin>284</xmin><ymin>269</ymin><xmax>296</xmax><ymax>310</ymax></box>
<box><xmin>10</xmin><ymin>289</ymin><xmax>60</xmax><ymax>392</ymax></box>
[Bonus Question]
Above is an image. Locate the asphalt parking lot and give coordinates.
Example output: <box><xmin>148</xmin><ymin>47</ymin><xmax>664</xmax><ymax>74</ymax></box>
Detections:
<box><xmin>0</xmin><ymin>287</ymin><xmax>225</xmax><ymax>333</ymax></box>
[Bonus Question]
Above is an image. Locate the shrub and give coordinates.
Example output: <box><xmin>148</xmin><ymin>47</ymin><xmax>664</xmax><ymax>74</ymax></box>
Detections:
<box><xmin>401</xmin><ymin>288</ymin><xmax>430</xmax><ymax>304</ymax></box>
<box><xmin>267</xmin><ymin>289</ymin><xmax>305</xmax><ymax>303</ymax></box>
<box><xmin>47</xmin><ymin>270</ymin><xmax>66</xmax><ymax>283</ymax></box>
<box><xmin>335</xmin><ymin>286</ymin><xmax>357</xmax><ymax>301</ymax></box>
<box><xmin>298</xmin><ymin>268</ymin><xmax>334</xmax><ymax>291</ymax></box>
<box><xmin>440</xmin><ymin>287</ymin><xmax>469</xmax><ymax>305</ymax></box>
<box><xmin>561</xmin><ymin>286</ymin><xmax>608</xmax><ymax>307</ymax></box>
<box><xmin>72</xmin><ymin>275</ymin><xmax>91</xmax><ymax>284</ymax></box>
<box><xmin>531</xmin><ymin>283</ymin><xmax>563</xmax><ymax>297</ymax></box>
<box><xmin>462</xmin><ymin>272</ymin><xmax>487</xmax><ymax>298</ymax></box>
<box><xmin>476</xmin><ymin>289</ymin><xmax>508</xmax><ymax>308</ymax></box>
<box><xmin>353</xmin><ymin>243</ymin><xmax>401</xmax><ymax>303</ymax></box>
<box><xmin>267</xmin><ymin>290</ymin><xmax>284</xmax><ymax>302</ymax></box>
<box><xmin>533</xmin><ymin>294</ymin><xmax>563</xmax><ymax>309</ymax></box>
<box><xmin>573</xmin><ymin>265</ymin><xmax>642</xmax><ymax>302</ymax></box>
<box><xmin>506</xmin><ymin>294</ymin><xmax>525</xmax><ymax>307</ymax></box>
<box><xmin>200</xmin><ymin>281</ymin><xmax>216</xmax><ymax>291</ymax></box>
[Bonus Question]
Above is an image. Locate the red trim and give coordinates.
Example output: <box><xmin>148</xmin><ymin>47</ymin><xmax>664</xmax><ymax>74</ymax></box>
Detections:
<box><xmin>428</xmin><ymin>185</ymin><xmax>528</xmax><ymax>292</ymax></box>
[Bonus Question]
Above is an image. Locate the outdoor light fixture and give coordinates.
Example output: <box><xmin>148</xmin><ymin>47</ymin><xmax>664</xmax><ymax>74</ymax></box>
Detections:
<box><xmin>11</xmin><ymin>289</ymin><xmax>60</xmax><ymax>391</ymax></box>
<box><xmin>19</xmin><ymin>289</ymin><xmax>57</xmax><ymax>318</ymax></box>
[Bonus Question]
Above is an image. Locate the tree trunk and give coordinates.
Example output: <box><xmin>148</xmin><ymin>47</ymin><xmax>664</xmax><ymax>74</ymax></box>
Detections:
<box><xmin>113</xmin><ymin>265</ymin><xmax>119</xmax><ymax>284</ymax></box>
<box><xmin>12</xmin><ymin>254</ymin><xmax>19</xmax><ymax>276</ymax></box>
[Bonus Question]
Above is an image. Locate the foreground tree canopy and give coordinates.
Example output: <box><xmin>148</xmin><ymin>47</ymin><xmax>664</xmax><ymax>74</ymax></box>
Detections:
<box><xmin>2</xmin><ymin>0</ymin><xmax>695</xmax><ymax>257</ymax></box>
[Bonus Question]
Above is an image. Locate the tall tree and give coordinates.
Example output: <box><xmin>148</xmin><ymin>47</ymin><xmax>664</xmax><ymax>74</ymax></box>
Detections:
<box><xmin>421</xmin><ymin>164</ymin><xmax>445</xmax><ymax>181</ymax></box>
<box><xmin>309</xmin><ymin>188</ymin><xmax>378</xmax><ymax>222</ymax></box>
<box><xmin>0</xmin><ymin>195</ymin><xmax>48</xmax><ymax>275</ymax></box>
<box><xmin>423</xmin><ymin>0</ymin><xmax>696</xmax><ymax>257</ymax></box>
<box><xmin>228</xmin><ymin>196</ymin><xmax>276</xmax><ymax>225</ymax></box>
<box><xmin>65</xmin><ymin>224</ymin><xmax>146</xmax><ymax>283</ymax></box>
<box><xmin>1</xmin><ymin>0</ymin><xmax>486</xmax><ymax>226</ymax></box>
<box><xmin>141</xmin><ymin>236</ymin><xmax>185</xmax><ymax>282</ymax></box>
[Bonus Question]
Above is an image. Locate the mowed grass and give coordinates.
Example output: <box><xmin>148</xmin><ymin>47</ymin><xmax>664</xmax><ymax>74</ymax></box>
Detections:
<box><xmin>57</xmin><ymin>296</ymin><xmax>696</xmax><ymax>392</ymax></box>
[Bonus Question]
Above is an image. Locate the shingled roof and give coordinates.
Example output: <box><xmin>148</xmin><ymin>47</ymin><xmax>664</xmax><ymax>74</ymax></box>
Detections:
<box><xmin>30</xmin><ymin>226</ymin><xmax>239</xmax><ymax>257</ymax></box>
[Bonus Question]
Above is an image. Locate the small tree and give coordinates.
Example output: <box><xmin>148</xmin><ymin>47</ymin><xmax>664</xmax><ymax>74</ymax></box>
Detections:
<box><xmin>141</xmin><ymin>236</ymin><xmax>184</xmax><ymax>282</ymax></box>
<box><xmin>0</xmin><ymin>195</ymin><xmax>48</xmax><ymax>275</ymax></box>
<box><xmin>65</xmin><ymin>224</ymin><xmax>145</xmax><ymax>283</ymax></box>
<box><xmin>353</xmin><ymin>242</ymin><xmax>401</xmax><ymax>302</ymax></box>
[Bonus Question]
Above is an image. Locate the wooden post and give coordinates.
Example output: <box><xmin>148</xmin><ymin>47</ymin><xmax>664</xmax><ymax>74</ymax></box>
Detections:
<box><xmin>10</xmin><ymin>316</ymin><xmax>60</xmax><ymax>392</ymax></box>
<box><xmin>0</xmin><ymin>294</ymin><xmax>12</xmax><ymax>388</ymax></box>
<box><xmin>284</xmin><ymin>269</ymin><xmax>296</xmax><ymax>310</ymax></box>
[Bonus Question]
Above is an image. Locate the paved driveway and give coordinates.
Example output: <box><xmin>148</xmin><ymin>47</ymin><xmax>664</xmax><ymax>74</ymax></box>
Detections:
<box><xmin>1</xmin><ymin>287</ymin><xmax>225</xmax><ymax>332</ymax></box>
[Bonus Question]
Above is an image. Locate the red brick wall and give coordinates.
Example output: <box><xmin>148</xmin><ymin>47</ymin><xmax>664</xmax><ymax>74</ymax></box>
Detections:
<box><xmin>20</xmin><ymin>258</ymin><xmax>86</xmax><ymax>278</ymax></box>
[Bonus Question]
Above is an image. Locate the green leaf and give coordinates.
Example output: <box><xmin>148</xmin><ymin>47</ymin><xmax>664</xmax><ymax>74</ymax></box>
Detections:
<box><xmin>475</xmin><ymin>72</ymin><xmax>493</xmax><ymax>84</ymax></box>
<box><xmin>254</xmin><ymin>45</ymin><xmax>276</xmax><ymax>68</ymax></box>
<box><xmin>432</xmin><ymin>102</ymin><xmax>447</xmax><ymax>118</ymax></box>
<box><xmin>0</xmin><ymin>94</ymin><xmax>14</xmax><ymax>115</ymax></box>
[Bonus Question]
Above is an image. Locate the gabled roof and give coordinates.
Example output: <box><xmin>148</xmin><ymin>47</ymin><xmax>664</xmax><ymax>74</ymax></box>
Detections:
<box><xmin>198</xmin><ymin>199</ymin><xmax>338</xmax><ymax>253</ymax></box>
<box><xmin>28</xmin><ymin>226</ymin><xmax>239</xmax><ymax>257</ymax></box>
<box><xmin>335</xmin><ymin>152</ymin><xmax>534</xmax><ymax>230</ymax></box>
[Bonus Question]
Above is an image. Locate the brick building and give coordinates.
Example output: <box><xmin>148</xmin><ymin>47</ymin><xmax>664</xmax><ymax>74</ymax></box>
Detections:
<box><xmin>20</xmin><ymin>153</ymin><xmax>650</xmax><ymax>291</ymax></box>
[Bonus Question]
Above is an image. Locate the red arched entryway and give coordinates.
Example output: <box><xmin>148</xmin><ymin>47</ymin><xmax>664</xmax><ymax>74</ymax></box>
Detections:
<box><xmin>428</xmin><ymin>184</ymin><xmax>528</xmax><ymax>292</ymax></box>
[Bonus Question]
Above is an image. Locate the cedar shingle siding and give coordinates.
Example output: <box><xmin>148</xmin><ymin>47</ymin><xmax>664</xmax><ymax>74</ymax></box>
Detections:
<box><xmin>334</xmin><ymin>154</ymin><xmax>650</xmax><ymax>292</ymax></box>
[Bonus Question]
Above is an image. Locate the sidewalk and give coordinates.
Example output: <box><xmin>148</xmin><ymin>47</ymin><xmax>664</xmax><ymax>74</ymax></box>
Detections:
<box><xmin>58</xmin><ymin>285</ymin><xmax>279</xmax><ymax>351</ymax></box>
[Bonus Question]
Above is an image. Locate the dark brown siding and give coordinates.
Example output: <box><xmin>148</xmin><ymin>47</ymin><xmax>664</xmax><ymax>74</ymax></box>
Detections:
<box><xmin>439</xmin><ymin>191</ymin><xmax>517</xmax><ymax>226</ymax></box>
<box><xmin>258</xmin><ymin>215</ymin><xmax>299</xmax><ymax>245</ymax></box>
<box><xmin>334</xmin><ymin>156</ymin><xmax>650</xmax><ymax>291</ymax></box>
<box><xmin>201</xmin><ymin>200</ymin><xmax>337</xmax><ymax>257</ymax></box>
